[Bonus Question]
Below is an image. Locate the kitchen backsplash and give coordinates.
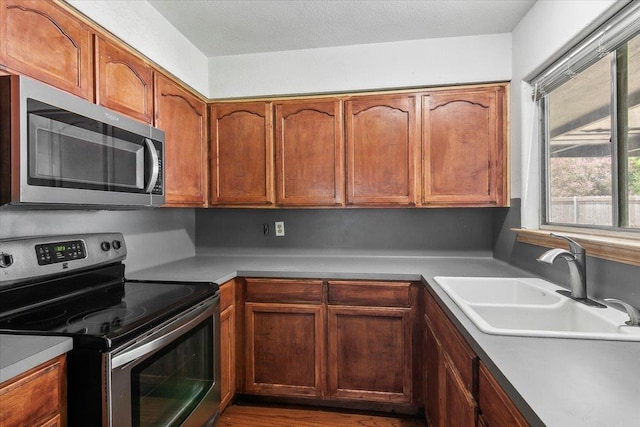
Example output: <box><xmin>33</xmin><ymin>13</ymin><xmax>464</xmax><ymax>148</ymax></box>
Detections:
<box><xmin>0</xmin><ymin>207</ymin><xmax>196</xmax><ymax>273</ymax></box>
<box><xmin>195</xmin><ymin>207</ymin><xmax>501</xmax><ymax>254</ymax></box>
<box><xmin>3</xmin><ymin>201</ymin><xmax>638</xmax><ymax>308</ymax></box>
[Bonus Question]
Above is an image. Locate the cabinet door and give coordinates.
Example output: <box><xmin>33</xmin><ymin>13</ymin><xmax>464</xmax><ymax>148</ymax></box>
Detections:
<box><xmin>244</xmin><ymin>302</ymin><xmax>326</xmax><ymax>398</ymax></box>
<box><xmin>275</xmin><ymin>99</ymin><xmax>344</xmax><ymax>206</ymax></box>
<box><xmin>210</xmin><ymin>102</ymin><xmax>274</xmax><ymax>205</ymax></box>
<box><xmin>0</xmin><ymin>355</ymin><xmax>66</xmax><ymax>427</ymax></box>
<box><xmin>345</xmin><ymin>95</ymin><xmax>419</xmax><ymax>206</ymax></box>
<box><xmin>0</xmin><ymin>0</ymin><xmax>93</xmax><ymax>99</ymax></box>
<box><xmin>219</xmin><ymin>280</ymin><xmax>236</xmax><ymax>412</ymax></box>
<box><xmin>155</xmin><ymin>74</ymin><xmax>208</xmax><ymax>206</ymax></box>
<box><xmin>96</xmin><ymin>36</ymin><xmax>154</xmax><ymax>123</ymax></box>
<box><xmin>422</xmin><ymin>87</ymin><xmax>507</xmax><ymax>206</ymax></box>
<box><xmin>478</xmin><ymin>362</ymin><xmax>529</xmax><ymax>427</ymax></box>
<box><xmin>424</xmin><ymin>320</ymin><xmax>440</xmax><ymax>427</ymax></box>
<box><xmin>424</xmin><ymin>321</ymin><xmax>477</xmax><ymax>427</ymax></box>
<box><xmin>220</xmin><ymin>303</ymin><xmax>235</xmax><ymax>412</ymax></box>
<box><xmin>441</xmin><ymin>352</ymin><xmax>477</xmax><ymax>427</ymax></box>
<box><xmin>327</xmin><ymin>305</ymin><xmax>412</xmax><ymax>404</ymax></box>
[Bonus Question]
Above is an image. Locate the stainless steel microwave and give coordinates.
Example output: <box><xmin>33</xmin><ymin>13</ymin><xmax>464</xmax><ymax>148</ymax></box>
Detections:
<box><xmin>0</xmin><ymin>75</ymin><xmax>165</xmax><ymax>207</ymax></box>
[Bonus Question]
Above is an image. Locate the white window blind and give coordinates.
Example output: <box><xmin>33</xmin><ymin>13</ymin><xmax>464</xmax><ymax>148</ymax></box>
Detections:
<box><xmin>531</xmin><ymin>1</ymin><xmax>640</xmax><ymax>100</ymax></box>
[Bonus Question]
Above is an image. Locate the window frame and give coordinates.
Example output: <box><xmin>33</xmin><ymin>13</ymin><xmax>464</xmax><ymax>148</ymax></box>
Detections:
<box><xmin>539</xmin><ymin>52</ymin><xmax>626</xmax><ymax>231</ymax></box>
<box><xmin>516</xmin><ymin>1</ymin><xmax>640</xmax><ymax>267</ymax></box>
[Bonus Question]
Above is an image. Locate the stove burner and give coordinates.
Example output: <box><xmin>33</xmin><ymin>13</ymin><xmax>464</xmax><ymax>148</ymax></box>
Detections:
<box><xmin>6</xmin><ymin>307</ymin><xmax>69</xmax><ymax>326</ymax></box>
<box><xmin>66</xmin><ymin>306</ymin><xmax>147</xmax><ymax>334</ymax></box>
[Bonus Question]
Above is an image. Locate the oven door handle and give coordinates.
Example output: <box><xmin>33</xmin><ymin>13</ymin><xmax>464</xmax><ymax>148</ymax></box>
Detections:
<box><xmin>111</xmin><ymin>297</ymin><xmax>216</xmax><ymax>369</ymax></box>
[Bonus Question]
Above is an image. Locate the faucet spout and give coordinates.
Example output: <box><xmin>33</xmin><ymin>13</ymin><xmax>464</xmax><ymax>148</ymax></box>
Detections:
<box><xmin>536</xmin><ymin>234</ymin><xmax>588</xmax><ymax>300</ymax></box>
<box><xmin>536</xmin><ymin>248</ymin><xmax>576</xmax><ymax>265</ymax></box>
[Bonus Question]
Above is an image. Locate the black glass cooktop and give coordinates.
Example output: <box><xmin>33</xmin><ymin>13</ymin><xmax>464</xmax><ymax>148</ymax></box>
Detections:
<box><xmin>0</xmin><ymin>263</ymin><xmax>218</xmax><ymax>350</ymax></box>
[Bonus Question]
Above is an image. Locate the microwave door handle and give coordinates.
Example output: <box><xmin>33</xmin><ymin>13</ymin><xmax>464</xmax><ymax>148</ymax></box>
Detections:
<box><xmin>144</xmin><ymin>138</ymin><xmax>160</xmax><ymax>193</ymax></box>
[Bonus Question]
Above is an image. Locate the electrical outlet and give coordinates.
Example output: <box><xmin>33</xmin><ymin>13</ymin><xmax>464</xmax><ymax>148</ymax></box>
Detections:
<box><xmin>275</xmin><ymin>221</ymin><xmax>285</xmax><ymax>236</ymax></box>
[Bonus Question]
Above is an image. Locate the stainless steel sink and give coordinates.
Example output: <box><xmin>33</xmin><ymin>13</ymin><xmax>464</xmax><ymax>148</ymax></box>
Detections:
<box><xmin>433</xmin><ymin>276</ymin><xmax>640</xmax><ymax>341</ymax></box>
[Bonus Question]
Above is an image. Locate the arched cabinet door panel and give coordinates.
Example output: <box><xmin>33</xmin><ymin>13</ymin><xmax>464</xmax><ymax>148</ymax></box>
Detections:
<box><xmin>96</xmin><ymin>36</ymin><xmax>154</xmax><ymax>124</ymax></box>
<box><xmin>275</xmin><ymin>99</ymin><xmax>344</xmax><ymax>206</ymax></box>
<box><xmin>0</xmin><ymin>0</ymin><xmax>93</xmax><ymax>100</ymax></box>
<box><xmin>210</xmin><ymin>102</ymin><xmax>274</xmax><ymax>206</ymax></box>
<box><xmin>422</xmin><ymin>86</ymin><xmax>507</xmax><ymax>207</ymax></box>
<box><xmin>155</xmin><ymin>74</ymin><xmax>208</xmax><ymax>207</ymax></box>
<box><xmin>345</xmin><ymin>95</ymin><xmax>419</xmax><ymax>206</ymax></box>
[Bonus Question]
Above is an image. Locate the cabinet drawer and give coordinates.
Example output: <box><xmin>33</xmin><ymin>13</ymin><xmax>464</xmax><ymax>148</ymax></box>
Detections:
<box><xmin>245</xmin><ymin>278</ymin><xmax>323</xmax><ymax>304</ymax></box>
<box><xmin>478</xmin><ymin>362</ymin><xmax>529</xmax><ymax>427</ymax></box>
<box><xmin>219</xmin><ymin>280</ymin><xmax>235</xmax><ymax>312</ymax></box>
<box><xmin>328</xmin><ymin>281</ymin><xmax>411</xmax><ymax>307</ymax></box>
<box><xmin>424</xmin><ymin>289</ymin><xmax>476</xmax><ymax>393</ymax></box>
<box><xmin>0</xmin><ymin>355</ymin><xmax>65</xmax><ymax>427</ymax></box>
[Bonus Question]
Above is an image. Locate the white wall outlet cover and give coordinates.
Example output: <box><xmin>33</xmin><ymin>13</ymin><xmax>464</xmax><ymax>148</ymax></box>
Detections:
<box><xmin>275</xmin><ymin>221</ymin><xmax>285</xmax><ymax>236</ymax></box>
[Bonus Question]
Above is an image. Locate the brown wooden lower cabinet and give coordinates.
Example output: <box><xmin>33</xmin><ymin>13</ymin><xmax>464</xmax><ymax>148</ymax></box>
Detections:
<box><xmin>219</xmin><ymin>279</ymin><xmax>237</xmax><ymax>412</ymax></box>
<box><xmin>423</xmin><ymin>288</ymin><xmax>529</xmax><ymax>427</ymax></box>
<box><xmin>0</xmin><ymin>354</ymin><xmax>67</xmax><ymax>427</ymax></box>
<box><xmin>240</xmin><ymin>278</ymin><xmax>418</xmax><ymax>410</ymax></box>
<box><xmin>327</xmin><ymin>305</ymin><xmax>412</xmax><ymax>404</ymax></box>
<box><xmin>244</xmin><ymin>302</ymin><xmax>326</xmax><ymax>398</ymax></box>
<box><xmin>424</xmin><ymin>292</ymin><xmax>477</xmax><ymax>427</ymax></box>
<box><xmin>232</xmin><ymin>278</ymin><xmax>528</xmax><ymax>425</ymax></box>
<box><xmin>477</xmin><ymin>362</ymin><xmax>529</xmax><ymax>427</ymax></box>
<box><xmin>243</xmin><ymin>278</ymin><xmax>326</xmax><ymax>399</ymax></box>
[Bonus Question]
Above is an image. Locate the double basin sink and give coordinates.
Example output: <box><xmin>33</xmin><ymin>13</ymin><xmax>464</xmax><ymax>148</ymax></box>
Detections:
<box><xmin>433</xmin><ymin>276</ymin><xmax>640</xmax><ymax>341</ymax></box>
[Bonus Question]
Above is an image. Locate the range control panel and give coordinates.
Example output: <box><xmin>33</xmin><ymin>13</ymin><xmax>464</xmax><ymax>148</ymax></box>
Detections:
<box><xmin>0</xmin><ymin>233</ymin><xmax>126</xmax><ymax>287</ymax></box>
<box><xmin>35</xmin><ymin>240</ymin><xmax>86</xmax><ymax>265</ymax></box>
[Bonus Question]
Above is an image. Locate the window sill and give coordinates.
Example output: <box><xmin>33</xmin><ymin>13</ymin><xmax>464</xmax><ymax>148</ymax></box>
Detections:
<box><xmin>514</xmin><ymin>228</ymin><xmax>640</xmax><ymax>267</ymax></box>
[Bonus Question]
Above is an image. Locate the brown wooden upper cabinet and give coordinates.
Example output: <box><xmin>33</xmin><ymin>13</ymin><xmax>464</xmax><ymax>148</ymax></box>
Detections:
<box><xmin>0</xmin><ymin>0</ymin><xmax>93</xmax><ymax>100</ymax></box>
<box><xmin>422</xmin><ymin>86</ymin><xmax>507</xmax><ymax>207</ymax></box>
<box><xmin>210</xmin><ymin>102</ymin><xmax>274</xmax><ymax>206</ymax></box>
<box><xmin>275</xmin><ymin>99</ymin><xmax>344</xmax><ymax>206</ymax></box>
<box><xmin>345</xmin><ymin>94</ymin><xmax>419</xmax><ymax>206</ymax></box>
<box><xmin>155</xmin><ymin>74</ymin><xmax>208</xmax><ymax>207</ymax></box>
<box><xmin>95</xmin><ymin>36</ymin><xmax>154</xmax><ymax>124</ymax></box>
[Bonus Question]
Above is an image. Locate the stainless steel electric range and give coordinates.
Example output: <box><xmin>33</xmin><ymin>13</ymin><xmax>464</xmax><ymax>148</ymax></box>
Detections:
<box><xmin>0</xmin><ymin>233</ymin><xmax>220</xmax><ymax>427</ymax></box>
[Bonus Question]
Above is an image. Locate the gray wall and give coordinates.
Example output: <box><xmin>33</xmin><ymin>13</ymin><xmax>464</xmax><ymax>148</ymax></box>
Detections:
<box><xmin>0</xmin><ymin>207</ymin><xmax>196</xmax><ymax>272</ymax></box>
<box><xmin>4</xmin><ymin>200</ymin><xmax>638</xmax><ymax>308</ymax></box>
<box><xmin>493</xmin><ymin>199</ymin><xmax>640</xmax><ymax>308</ymax></box>
<box><xmin>195</xmin><ymin>207</ymin><xmax>502</xmax><ymax>255</ymax></box>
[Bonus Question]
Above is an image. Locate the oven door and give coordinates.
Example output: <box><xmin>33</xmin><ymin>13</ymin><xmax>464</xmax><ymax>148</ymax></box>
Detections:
<box><xmin>108</xmin><ymin>295</ymin><xmax>220</xmax><ymax>427</ymax></box>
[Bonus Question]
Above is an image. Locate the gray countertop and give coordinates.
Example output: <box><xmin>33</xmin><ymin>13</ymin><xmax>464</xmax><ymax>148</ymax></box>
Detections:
<box><xmin>128</xmin><ymin>249</ymin><xmax>640</xmax><ymax>427</ymax></box>
<box><xmin>4</xmin><ymin>249</ymin><xmax>638</xmax><ymax>425</ymax></box>
<box><xmin>0</xmin><ymin>334</ymin><xmax>73</xmax><ymax>383</ymax></box>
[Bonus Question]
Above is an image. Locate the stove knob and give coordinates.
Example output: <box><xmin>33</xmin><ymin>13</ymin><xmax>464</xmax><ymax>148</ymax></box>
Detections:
<box><xmin>0</xmin><ymin>253</ymin><xmax>13</xmax><ymax>268</ymax></box>
<box><xmin>101</xmin><ymin>241</ymin><xmax>111</xmax><ymax>251</ymax></box>
<box><xmin>112</xmin><ymin>240</ymin><xmax>122</xmax><ymax>250</ymax></box>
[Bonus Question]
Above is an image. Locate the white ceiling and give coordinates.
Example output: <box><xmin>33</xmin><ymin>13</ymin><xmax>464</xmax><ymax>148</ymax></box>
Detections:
<box><xmin>147</xmin><ymin>0</ymin><xmax>536</xmax><ymax>57</ymax></box>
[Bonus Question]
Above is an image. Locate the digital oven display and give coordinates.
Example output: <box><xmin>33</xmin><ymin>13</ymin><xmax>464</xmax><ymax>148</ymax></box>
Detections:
<box><xmin>35</xmin><ymin>240</ymin><xmax>86</xmax><ymax>265</ymax></box>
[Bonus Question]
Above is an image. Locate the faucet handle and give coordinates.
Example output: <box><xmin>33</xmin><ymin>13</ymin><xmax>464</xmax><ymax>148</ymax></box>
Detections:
<box><xmin>550</xmin><ymin>233</ymin><xmax>584</xmax><ymax>255</ymax></box>
<box><xmin>604</xmin><ymin>298</ymin><xmax>640</xmax><ymax>326</ymax></box>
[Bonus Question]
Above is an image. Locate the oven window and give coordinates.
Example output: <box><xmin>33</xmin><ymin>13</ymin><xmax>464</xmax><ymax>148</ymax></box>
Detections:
<box><xmin>131</xmin><ymin>317</ymin><xmax>213</xmax><ymax>427</ymax></box>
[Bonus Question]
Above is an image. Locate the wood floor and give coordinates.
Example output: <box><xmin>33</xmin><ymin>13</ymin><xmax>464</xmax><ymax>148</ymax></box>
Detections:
<box><xmin>217</xmin><ymin>404</ymin><xmax>428</xmax><ymax>427</ymax></box>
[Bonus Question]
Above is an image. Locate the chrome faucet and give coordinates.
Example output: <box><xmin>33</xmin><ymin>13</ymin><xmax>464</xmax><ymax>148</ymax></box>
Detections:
<box><xmin>604</xmin><ymin>298</ymin><xmax>640</xmax><ymax>326</ymax></box>
<box><xmin>536</xmin><ymin>233</ymin><xmax>588</xmax><ymax>300</ymax></box>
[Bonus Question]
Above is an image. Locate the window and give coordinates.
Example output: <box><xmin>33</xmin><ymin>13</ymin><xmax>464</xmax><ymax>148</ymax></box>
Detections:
<box><xmin>536</xmin><ymin>3</ymin><xmax>640</xmax><ymax>232</ymax></box>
